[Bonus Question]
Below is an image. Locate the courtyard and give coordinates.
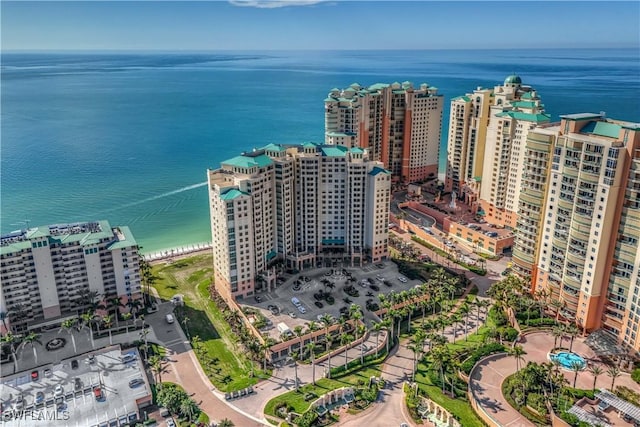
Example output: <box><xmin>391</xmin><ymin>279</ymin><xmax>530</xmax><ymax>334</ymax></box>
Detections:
<box><xmin>239</xmin><ymin>260</ymin><xmax>424</xmax><ymax>341</ymax></box>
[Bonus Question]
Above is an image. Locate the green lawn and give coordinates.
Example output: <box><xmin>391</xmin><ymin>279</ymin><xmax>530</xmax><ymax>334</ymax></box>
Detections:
<box><xmin>151</xmin><ymin>254</ymin><xmax>265</xmax><ymax>391</ymax></box>
<box><xmin>264</xmin><ymin>366</ymin><xmax>382</xmax><ymax>418</ymax></box>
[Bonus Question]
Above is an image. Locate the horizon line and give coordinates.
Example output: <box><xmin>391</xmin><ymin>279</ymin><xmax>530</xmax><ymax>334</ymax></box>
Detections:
<box><xmin>3</xmin><ymin>46</ymin><xmax>639</xmax><ymax>53</ymax></box>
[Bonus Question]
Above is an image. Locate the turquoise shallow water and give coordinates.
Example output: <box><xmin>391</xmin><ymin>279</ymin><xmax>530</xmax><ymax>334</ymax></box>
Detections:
<box><xmin>2</xmin><ymin>49</ymin><xmax>639</xmax><ymax>253</ymax></box>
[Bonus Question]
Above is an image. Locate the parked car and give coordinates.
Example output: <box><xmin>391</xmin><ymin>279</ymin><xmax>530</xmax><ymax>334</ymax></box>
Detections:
<box><xmin>93</xmin><ymin>386</ymin><xmax>104</xmax><ymax>401</ymax></box>
<box><xmin>74</xmin><ymin>377</ymin><xmax>83</xmax><ymax>391</ymax></box>
<box><xmin>54</xmin><ymin>385</ymin><xmax>64</xmax><ymax>397</ymax></box>
<box><xmin>288</xmin><ymin>312</ymin><xmax>297</xmax><ymax>318</ymax></box>
<box><xmin>31</xmin><ymin>370</ymin><xmax>39</xmax><ymax>381</ymax></box>
<box><xmin>291</xmin><ymin>297</ymin><xmax>301</xmax><ymax>307</ymax></box>
<box><xmin>398</xmin><ymin>276</ymin><xmax>408</xmax><ymax>283</ymax></box>
<box><xmin>121</xmin><ymin>352</ymin><xmax>137</xmax><ymax>363</ymax></box>
<box><xmin>297</xmin><ymin>306</ymin><xmax>307</xmax><ymax>314</ymax></box>
<box><xmin>71</xmin><ymin>360</ymin><xmax>79</xmax><ymax>369</ymax></box>
<box><xmin>166</xmin><ymin>418</ymin><xmax>176</xmax><ymax>427</ymax></box>
<box><xmin>35</xmin><ymin>392</ymin><xmax>45</xmax><ymax>405</ymax></box>
<box><xmin>314</xmin><ymin>301</ymin><xmax>324</xmax><ymax>309</ymax></box>
<box><xmin>254</xmin><ymin>295</ymin><xmax>262</xmax><ymax>303</ymax></box>
<box><xmin>128</xmin><ymin>378</ymin><xmax>144</xmax><ymax>388</ymax></box>
<box><xmin>44</xmin><ymin>368</ymin><xmax>52</xmax><ymax>377</ymax></box>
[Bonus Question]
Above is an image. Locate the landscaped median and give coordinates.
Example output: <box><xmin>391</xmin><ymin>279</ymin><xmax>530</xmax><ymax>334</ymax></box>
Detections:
<box><xmin>264</xmin><ymin>363</ymin><xmax>385</xmax><ymax>427</ymax></box>
<box><xmin>410</xmin><ymin>235</ymin><xmax>487</xmax><ymax>275</ymax></box>
<box><xmin>150</xmin><ymin>254</ymin><xmax>268</xmax><ymax>392</ymax></box>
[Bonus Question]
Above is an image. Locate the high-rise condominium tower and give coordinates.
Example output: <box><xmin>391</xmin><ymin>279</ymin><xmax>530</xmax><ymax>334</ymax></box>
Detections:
<box><xmin>208</xmin><ymin>143</ymin><xmax>391</xmax><ymax>301</ymax></box>
<box><xmin>514</xmin><ymin>113</ymin><xmax>640</xmax><ymax>351</ymax></box>
<box><xmin>324</xmin><ymin>81</ymin><xmax>443</xmax><ymax>183</ymax></box>
<box><xmin>446</xmin><ymin>75</ymin><xmax>549</xmax><ymax>227</ymax></box>
<box><xmin>0</xmin><ymin>220</ymin><xmax>141</xmax><ymax>333</ymax></box>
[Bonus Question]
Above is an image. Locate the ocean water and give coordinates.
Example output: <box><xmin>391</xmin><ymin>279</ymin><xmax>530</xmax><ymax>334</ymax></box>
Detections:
<box><xmin>2</xmin><ymin>49</ymin><xmax>639</xmax><ymax>253</ymax></box>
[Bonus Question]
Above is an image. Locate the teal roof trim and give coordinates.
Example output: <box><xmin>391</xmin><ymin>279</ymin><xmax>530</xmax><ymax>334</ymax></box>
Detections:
<box><xmin>452</xmin><ymin>95</ymin><xmax>471</xmax><ymax>102</ymax></box>
<box><xmin>511</xmin><ymin>101</ymin><xmax>537</xmax><ymax>109</ymax></box>
<box><xmin>220</xmin><ymin>188</ymin><xmax>249</xmax><ymax>201</ymax></box>
<box><xmin>496</xmin><ymin>111</ymin><xmax>551</xmax><ymax>123</ymax></box>
<box><xmin>350</xmin><ymin>147</ymin><xmax>364</xmax><ymax>154</ymax></box>
<box><xmin>222</xmin><ymin>153</ymin><xmax>273</xmax><ymax>169</ymax></box>
<box><xmin>591</xmin><ymin>122</ymin><xmax>621</xmax><ymax>139</ymax></box>
<box><xmin>107</xmin><ymin>226</ymin><xmax>138</xmax><ymax>250</ymax></box>
<box><xmin>320</xmin><ymin>145</ymin><xmax>348</xmax><ymax>157</ymax></box>
<box><xmin>368</xmin><ymin>83</ymin><xmax>389</xmax><ymax>91</ymax></box>
<box><xmin>369</xmin><ymin>166</ymin><xmax>390</xmax><ymax>176</ymax></box>
<box><xmin>261</xmin><ymin>143</ymin><xmax>286</xmax><ymax>152</ymax></box>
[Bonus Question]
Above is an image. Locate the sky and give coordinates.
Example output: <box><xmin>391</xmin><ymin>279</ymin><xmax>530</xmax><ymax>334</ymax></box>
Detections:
<box><xmin>2</xmin><ymin>1</ymin><xmax>639</xmax><ymax>51</ymax></box>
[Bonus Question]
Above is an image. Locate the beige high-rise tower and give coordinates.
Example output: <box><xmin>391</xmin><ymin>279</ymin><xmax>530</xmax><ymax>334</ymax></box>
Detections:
<box><xmin>446</xmin><ymin>76</ymin><xmax>548</xmax><ymax>225</ymax></box>
<box><xmin>515</xmin><ymin>113</ymin><xmax>640</xmax><ymax>351</ymax></box>
<box><xmin>325</xmin><ymin>81</ymin><xmax>443</xmax><ymax>183</ymax></box>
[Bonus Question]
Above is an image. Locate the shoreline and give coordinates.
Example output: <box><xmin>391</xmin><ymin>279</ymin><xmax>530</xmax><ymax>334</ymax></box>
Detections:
<box><xmin>144</xmin><ymin>242</ymin><xmax>212</xmax><ymax>264</ymax></box>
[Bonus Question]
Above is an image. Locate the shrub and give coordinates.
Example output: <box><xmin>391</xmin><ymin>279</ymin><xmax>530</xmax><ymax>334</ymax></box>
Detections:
<box><xmin>461</xmin><ymin>342</ymin><xmax>506</xmax><ymax>374</ymax></box>
<box><xmin>488</xmin><ymin>306</ymin><xmax>508</xmax><ymax>327</ymax></box>
<box><xmin>561</xmin><ymin>412</ymin><xmax>580</xmax><ymax>426</ymax></box>
<box><xmin>498</xmin><ymin>327</ymin><xmax>518</xmax><ymax>342</ymax></box>
<box><xmin>526</xmin><ymin>393</ymin><xmax>547</xmax><ymax>415</ymax></box>
<box><xmin>296</xmin><ymin>410</ymin><xmax>318</xmax><ymax>427</ymax></box>
<box><xmin>632</xmin><ymin>368</ymin><xmax>640</xmax><ymax>385</ymax></box>
<box><xmin>525</xmin><ymin>318</ymin><xmax>557</xmax><ymax>328</ymax></box>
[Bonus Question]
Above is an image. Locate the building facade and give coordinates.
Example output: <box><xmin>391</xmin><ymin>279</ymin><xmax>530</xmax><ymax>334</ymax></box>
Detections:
<box><xmin>445</xmin><ymin>75</ymin><xmax>549</xmax><ymax>227</ymax></box>
<box><xmin>0</xmin><ymin>220</ymin><xmax>141</xmax><ymax>333</ymax></box>
<box><xmin>516</xmin><ymin>113</ymin><xmax>640</xmax><ymax>351</ymax></box>
<box><xmin>325</xmin><ymin>81</ymin><xmax>443</xmax><ymax>183</ymax></box>
<box><xmin>208</xmin><ymin>143</ymin><xmax>391</xmax><ymax>301</ymax></box>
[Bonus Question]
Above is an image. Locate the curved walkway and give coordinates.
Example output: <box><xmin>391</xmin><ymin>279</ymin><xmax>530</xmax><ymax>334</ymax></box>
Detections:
<box><xmin>469</xmin><ymin>331</ymin><xmax>638</xmax><ymax>427</ymax></box>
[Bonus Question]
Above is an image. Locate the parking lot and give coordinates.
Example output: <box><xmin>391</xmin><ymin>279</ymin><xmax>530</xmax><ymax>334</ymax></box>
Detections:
<box><xmin>241</xmin><ymin>260</ymin><xmax>422</xmax><ymax>342</ymax></box>
<box><xmin>0</xmin><ymin>348</ymin><xmax>151</xmax><ymax>427</ymax></box>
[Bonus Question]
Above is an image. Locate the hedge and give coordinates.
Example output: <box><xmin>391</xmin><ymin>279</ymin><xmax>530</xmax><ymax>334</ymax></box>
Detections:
<box><xmin>461</xmin><ymin>342</ymin><xmax>506</xmax><ymax>374</ymax></box>
<box><xmin>632</xmin><ymin>368</ymin><xmax>640</xmax><ymax>384</ymax></box>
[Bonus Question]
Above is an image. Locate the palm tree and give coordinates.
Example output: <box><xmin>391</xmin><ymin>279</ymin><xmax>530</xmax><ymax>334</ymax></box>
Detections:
<box><xmin>289</xmin><ymin>351</ymin><xmax>300</xmax><ymax>391</ymax></box>
<box><xmin>324</xmin><ymin>335</ymin><xmax>334</xmax><ymax>378</ymax></box>
<box><xmin>570</xmin><ymin>361</ymin><xmax>582</xmax><ymax>388</ymax></box>
<box><xmin>180</xmin><ymin>398</ymin><xmax>199</xmax><ymax>423</ymax></box>
<box><xmin>181</xmin><ymin>315</ymin><xmax>191</xmax><ymax>340</ymax></box>
<box><xmin>566</xmin><ymin>324</ymin><xmax>580</xmax><ymax>352</ymax></box>
<box><xmin>508</xmin><ymin>345</ymin><xmax>526</xmax><ymax>373</ymax></box>
<box><xmin>20</xmin><ymin>332</ymin><xmax>42</xmax><ymax>365</ymax></box>
<box><xmin>606</xmin><ymin>365</ymin><xmax>621</xmax><ymax>391</ymax></box>
<box><xmin>431</xmin><ymin>345</ymin><xmax>451</xmax><ymax>393</ymax></box>
<box><xmin>552</xmin><ymin>325</ymin><xmax>564</xmax><ymax>349</ymax></box>
<box><xmin>59</xmin><ymin>318</ymin><xmax>79</xmax><ymax>352</ymax></box>
<box><xmin>340</xmin><ymin>333</ymin><xmax>353</xmax><ymax>370</ymax></box>
<box><xmin>459</xmin><ymin>302</ymin><xmax>471</xmax><ymax>340</ymax></box>
<box><xmin>149</xmin><ymin>354</ymin><xmax>167</xmax><ymax>386</ymax></box>
<box><xmin>1</xmin><ymin>332</ymin><xmax>21</xmax><ymax>372</ymax></box>
<box><xmin>306</xmin><ymin>320</ymin><xmax>320</xmax><ymax>344</ymax></box>
<box><xmin>79</xmin><ymin>311</ymin><xmax>96</xmax><ymax>349</ymax></box>
<box><xmin>550</xmin><ymin>299</ymin><xmax>564</xmax><ymax>320</ymax></box>
<box><xmin>588</xmin><ymin>365</ymin><xmax>603</xmax><ymax>391</ymax></box>
<box><xmin>260</xmin><ymin>338</ymin><xmax>275</xmax><ymax>372</ymax></box>
<box><xmin>139</xmin><ymin>327</ymin><xmax>150</xmax><ymax>363</ymax></box>
<box><xmin>305</xmin><ymin>342</ymin><xmax>317</xmax><ymax>385</ymax></box>
<box><xmin>101</xmin><ymin>315</ymin><xmax>114</xmax><ymax>345</ymax></box>
<box><xmin>371</xmin><ymin>320</ymin><xmax>385</xmax><ymax>358</ymax></box>
<box><xmin>218</xmin><ymin>419</ymin><xmax>234</xmax><ymax>427</ymax></box>
<box><xmin>319</xmin><ymin>314</ymin><xmax>334</xmax><ymax>353</ymax></box>
<box><xmin>289</xmin><ymin>324</ymin><xmax>303</xmax><ymax>354</ymax></box>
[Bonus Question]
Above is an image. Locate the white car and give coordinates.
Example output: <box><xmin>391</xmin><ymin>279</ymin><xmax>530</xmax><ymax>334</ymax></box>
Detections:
<box><xmin>291</xmin><ymin>297</ymin><xmax>302</xmax><ymax>307</ymax></box>
<box><xmin>297</xmin><ymin>306</ymin><xmax>307</xmax><ymax>314</ymax></box>
<box><xmin>288</xmin><ymin>312</ymin><xmax>297</xmax><ymax>318</ymax></box>
<box><xmin>398</xmin><ymin>276</ymin><xmax>408</xmax><ymax>283</ymax></box>
<box><xmin>54</xmin><ymin>385</ymin><xmax>64</xmax><ymax>397</ymax></box>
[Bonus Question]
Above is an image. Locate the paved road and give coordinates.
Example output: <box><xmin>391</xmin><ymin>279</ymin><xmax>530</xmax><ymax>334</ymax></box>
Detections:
<box><xmin>341</xmin><ymin>293</ymin><xmax>489</xmax><ymax>427</ymax></box>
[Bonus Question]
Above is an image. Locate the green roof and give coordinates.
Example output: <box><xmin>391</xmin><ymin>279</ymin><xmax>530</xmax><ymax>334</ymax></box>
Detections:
<box><xmin>261</xmin><ymin>143</ymin><xmax>286</xmax><ymax>152</ymax></box>
<box><xmin>1</xmin><ymin>220</ymin><xmax>137</xmax><ymax>255</ymax></box>
<box><xmin>324</xmin><ymin>97</ymin><xmax>337</xmax><ymax>102</ymax></box>
<box><xmin>220</xmin><ymin>188</ymin><xmax>249</xmax><ymax>201</ymax></box>
<box><xmin>495</xmin><ymin>111</ymin><xmax>551</xmax><ymax>123</ymax></box>
<box><xmin>350</xmin><ymin>147</ymin><xmax>364</xmax><ymax>154</ymax></box>
<box><xmin>369</xmin><ymin>166</ymin><xmax>390</xmax><ymax>176</ymax></box>
<box><xmin>561</xmin><ymin>113</ymin><xmax>603</xmax><ymax>121</ymax></box>
<box><xmin>107</xmin><ymin>226</ymin><xmax>138</xmax><ymax>251</ymax></box>
<box><xmin>302</xmin><ymin>142</ymin><xmax>318</xmax><ymax>148</ymax></box>
<box><xmin>452</xmin><ymin>95</ymin><xmax>471</xmax><ymax>102</ymax></box>
<box><xmin>368</xmin><ymin>83</ymin><xmax>389</xmax><ymax>91</ymax></box>
<box><xmin>320</xmin><ymin>145</ymin><xmax>348</xmax><ymax>157</ymax></box>
<box><xmin>504</xmin><ymin>74</ymin><xmax>522</xmax><ymax>85</ymax></box>
<box><xmin>521</xmin><ymin>92</ymin><xmax>535</xmax><ymax>100</ymax></box>
<box><xmin>222</xmin><ymin>153</ymin><xmax>273</xmax><ymax>169</ymax></box>
<box><xmin>581</xmin><ymin>121</ymin><xmax>621</xmax><ymax>139</ymax></box>
<box><xmin>474</xmin><ymin>176</ymin><xmax>482</xmax><ymax>182</ymax></box>
<box><xmin>511</xmin><ymin>100</ymin><xmax>537</xmax><ymax>109</ymax></box>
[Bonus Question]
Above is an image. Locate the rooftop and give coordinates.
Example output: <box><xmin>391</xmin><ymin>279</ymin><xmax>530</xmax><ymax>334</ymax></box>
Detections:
<box><xmin>220</xmin><ymin>188</ymin><xmax>250</xmax><ymax>201</ymax></box>
<box><xmin>222</xmin><ymin>153</ymin><xmax>274</xmax><ymax>169</ymax></box>
<box><xmin>0</xmin><ymin>347</ymin><xmax>150</xmax><ymax>427</ymax></box>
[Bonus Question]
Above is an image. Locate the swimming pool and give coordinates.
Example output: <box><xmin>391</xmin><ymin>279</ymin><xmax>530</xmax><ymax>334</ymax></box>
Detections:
<box><xmin>550</xmin><ymin>351</ymin><xmax>586</xmax><ymax>369</ymax></box>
